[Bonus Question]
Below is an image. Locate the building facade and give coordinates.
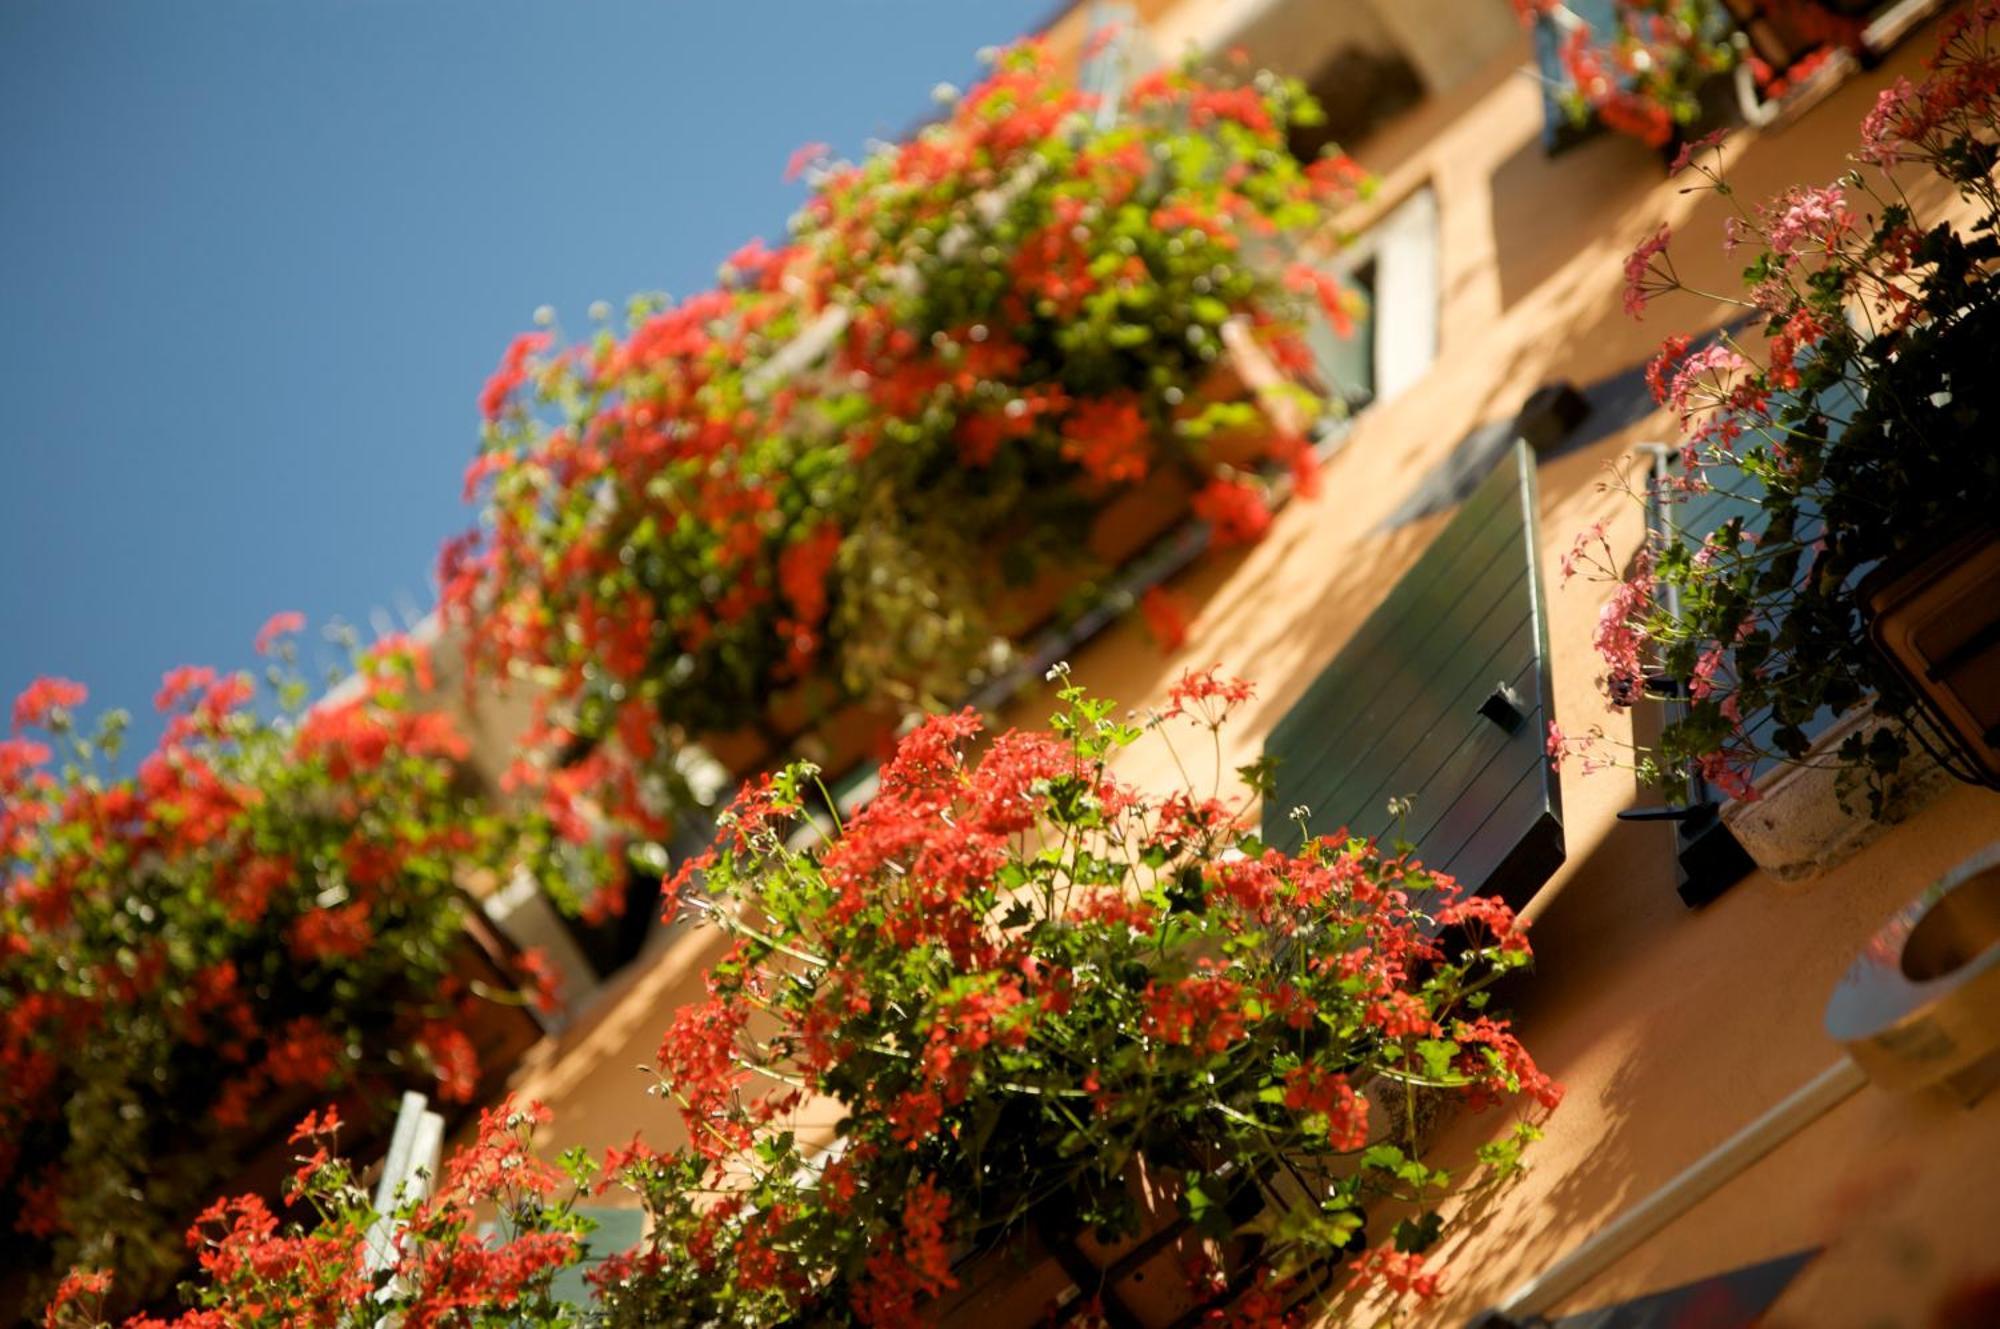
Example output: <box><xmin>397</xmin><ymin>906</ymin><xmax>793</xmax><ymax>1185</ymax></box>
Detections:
<box><xmin>485</xmin><ymin>3</ymin><xmax>2000</xmax><ymax>1323</ymax></box>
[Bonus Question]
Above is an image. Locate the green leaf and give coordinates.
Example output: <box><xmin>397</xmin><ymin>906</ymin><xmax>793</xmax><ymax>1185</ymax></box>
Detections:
<box><xmin>1393</xmin><ymin>1211</ymin><xmax>1444</xmax><ymax>1254</ymax></box>
<box><xmin>1360</xmin><ymin>1144</ymin><xmax>1405</xmax><ymax>1172</ymax></box>
<box><xmin>1416</xmin><ymin>1039</ymin><xmax>1459</xmax><ymax>1080</ymax></box>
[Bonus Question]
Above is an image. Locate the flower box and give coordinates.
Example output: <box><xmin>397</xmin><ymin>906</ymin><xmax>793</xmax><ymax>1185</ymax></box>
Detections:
<box><xmin>1861</xmin><ymin>528</ymin><xmax>2000</xmax><ymax>788</ymax></box>
<box><xmin>938</xmin><ymin>1161</ymin><xmax>1277</xmax><ymax>1328</ymax></box>
<box><xmin>1720</xmin><ymin>697</ymin><xmax>1953</xmax><ymax>882</ymax></box>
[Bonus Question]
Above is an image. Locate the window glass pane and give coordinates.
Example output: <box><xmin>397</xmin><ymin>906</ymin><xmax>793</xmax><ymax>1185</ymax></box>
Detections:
<box><xmin>1304</xmin><ymin>258</ymin><xmax>1377</xmax><ymax>410</ymax></box>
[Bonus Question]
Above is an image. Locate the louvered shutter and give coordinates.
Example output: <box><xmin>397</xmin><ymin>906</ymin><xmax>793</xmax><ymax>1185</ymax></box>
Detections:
<box><xmin>1262</xmin><ymin>441</ymin><xmax>1565</xmax><ymax>908</ymax></box>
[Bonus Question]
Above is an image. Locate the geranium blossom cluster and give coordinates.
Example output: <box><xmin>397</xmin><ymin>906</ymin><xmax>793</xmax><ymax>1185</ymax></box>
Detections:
<box><xmin>1511</xmin><ymin>1</ymin><xmax>1866</xmax><ymax>149</ymax></box>
<box><xmin>45</xmin><ymin>1102</ymin><xmax>596</xmax><ymax>1329</ymax></box>
<box><xmin>1564</xmin><ymin>3</ymin><xmax>2000</xmax><ymax>805</ymax></box>
<box><xmin>1</xmin><ymin>621</ymin><xmax>538</xmax><ymax>1312</ymax></box>
<box><xmin>1511</xmin><ymin>0</ymin><xmax>1742</xmax><ymax>148</ymax></box>
<box><xmin>445</xmin><ymin>41</ymin><xmax>1366</xmax><ymax>872</ymax></box>
<box><xmin>585</xmin><ymin>669</ymin><xmax>1557</xmax><ymax>1326</ymax></box>
<box><xmin>37</xmin><ymin>673</ymin><xmax>1557</xmax><ymax>1327</ymax></box>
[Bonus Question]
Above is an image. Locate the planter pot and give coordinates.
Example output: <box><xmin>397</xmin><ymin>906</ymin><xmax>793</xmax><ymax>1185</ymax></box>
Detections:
<box><xmin>989</xmin><ymin>464</ymin><xmax>1204</xmax><ymax>642</ymax></box>
<box><xmin>935</xmin><ymin>1160</ymin><xmax>1304</xmax><ymax>1328</ymax></box>
<box><xmin>1720</xmin><ymin>697</ymin><xmax>1953</xmax><ymax>883</ymax></box>
<box><xmin>787</xmin><ymin>698</ymin><xmax>900</xmax><ymax>780</ymax></box>
<box><xmin>1087</xmin><ymin>467</ymin><xmax>1200</xmax><ymax>567</ymax></box>
<box><xmin>451</xmin><ymin>904</ymin><xmax>554</xmax><ymax>1101</ymax></box>
<box><xmin>702</xmin><ymin>723</ymin><xmax>779</xmax><ymax>785</ymax></box>
<box><xmin>1173</xmin><ymin>354</ymin><xmax>1281</xmax><ymax>473</ymax></box>
<box><xmin>1860</xmin><ymin>528</ymin><xmax>2000</xmax><ymax>789</ymax></box>
<box><xmin>702</xmin><ymin>689</ymin><xmax>899</xmax><ymax>790</ymax></box>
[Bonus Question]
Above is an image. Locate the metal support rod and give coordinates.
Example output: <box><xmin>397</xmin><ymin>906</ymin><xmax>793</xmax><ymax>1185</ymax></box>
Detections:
<box><xmin>1493</xmin><ymin>1058</ymin><xmax>1867</xmax><ymax>1321</ymax></box>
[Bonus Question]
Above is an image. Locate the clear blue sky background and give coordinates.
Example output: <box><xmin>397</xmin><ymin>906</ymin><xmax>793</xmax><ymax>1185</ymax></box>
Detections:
<box><xmin>0</xmin><ymin>0</ymin><xmax>1053</xmax><ymax>751</ymax></box>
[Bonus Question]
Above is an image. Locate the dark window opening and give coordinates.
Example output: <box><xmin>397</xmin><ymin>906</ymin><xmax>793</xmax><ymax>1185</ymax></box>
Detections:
<box><xmin>1287</xmin><ymin>44</ymin><xmax>1424</xmax><ymax>164</ymax></box>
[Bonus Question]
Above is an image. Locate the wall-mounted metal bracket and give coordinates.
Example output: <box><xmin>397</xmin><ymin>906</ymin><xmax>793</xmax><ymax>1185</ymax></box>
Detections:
<box><xmin>1616</xmin><ymin>801</ymin><xmax>1756</xmax><ymax>908</ymax></box>
<box><xmin>1478</xmin><ymin>681</ymin><xmax>1527</xmax><ymax>734</ymax></box>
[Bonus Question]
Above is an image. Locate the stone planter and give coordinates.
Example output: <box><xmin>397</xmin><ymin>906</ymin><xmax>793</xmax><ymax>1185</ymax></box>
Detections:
<box><xmin>1721</xmin><ymin>698</ymin><xmax>1953</xmax><ymax>883</ymax></box>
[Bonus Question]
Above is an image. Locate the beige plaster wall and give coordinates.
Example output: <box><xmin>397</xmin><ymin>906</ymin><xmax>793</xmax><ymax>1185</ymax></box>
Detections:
<box><xmin>1001</xmin><ymin>17</ymin><xmax>2000</xmax><ymax>1326</ymax></box>
<box><xmin>499</xmin><ymin>11</ymin><xmax>2000</xmax><ymax>1324</ymax></box>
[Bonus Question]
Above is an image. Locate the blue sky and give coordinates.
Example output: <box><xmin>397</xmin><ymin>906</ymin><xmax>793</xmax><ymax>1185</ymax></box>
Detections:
<box><xmin>0</xmin><ymin>0</ymin><xmax>1052</xmax><ymax>749</ymax></box>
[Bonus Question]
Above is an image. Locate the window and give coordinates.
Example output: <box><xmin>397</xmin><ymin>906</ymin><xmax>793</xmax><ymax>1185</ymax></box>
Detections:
<box><xmin>1531</xmin><ymin>0</ymin><xmax>1622</xmax><ymax>153</ymax></box>
<box><xmin>1308</xmin><ymin>258</ymin><xmax>1378</xmax><ymax>411</ymax></box>
<box><xmin>1298</xmin><ymin>186</ymin><xmax>1439</xmax><ymax>413</ymax></box>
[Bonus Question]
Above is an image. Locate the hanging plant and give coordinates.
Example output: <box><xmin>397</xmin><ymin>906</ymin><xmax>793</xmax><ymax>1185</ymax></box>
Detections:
<box><xmin>0</xmin><ymin>621</ymin><xmax>545</xmax><ymax>1313</ymax></box>
<box><xmin>444</xmin><ymin>41</ymin><xmax>1368</xmax><ymax>859</ymax></box>
<box><xmin>1557</xmin><ymin>5</ymin><xmax>2000</xmax><ymax>806</ymax></box>
<box><xmin>44</xmin><ymin>670</ymin><xmax>1558</xmax><ymax>1328</ymax></box>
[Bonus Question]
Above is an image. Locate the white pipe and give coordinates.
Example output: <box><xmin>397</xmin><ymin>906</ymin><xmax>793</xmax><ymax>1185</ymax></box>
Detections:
<box><xmin>1495</xmin><ymin>1057</ymin><xmax>1867</xmax><ymax>1320</ymax></box>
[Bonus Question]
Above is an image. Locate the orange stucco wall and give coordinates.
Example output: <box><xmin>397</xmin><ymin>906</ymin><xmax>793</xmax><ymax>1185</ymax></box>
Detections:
<box><xmin>502</xmin><ymin>12</ymin><xmax>2000</xmax><ymax>1325</ymax></box>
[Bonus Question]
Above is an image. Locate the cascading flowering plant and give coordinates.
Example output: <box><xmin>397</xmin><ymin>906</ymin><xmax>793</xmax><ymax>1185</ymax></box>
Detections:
<box><xmin>0</xmin><ymin>619</ymin><xmax>547</xmax><ymax>1313</ymax></box>
<box><xmin>1512</xmin><ymin>0</ymin><xmax>1744</xmax><ymax>148</ymax></box>
<box><xmin>1558</xmin><ymin>3</ymin><xmax>2000</xmax><ymax>806</ymax></box>
<box><xmin>445</xmin><ymin>40</ymin><xmax>1368</xmax><ymax>870</ymax></box>
<box><xmin>589</xmin><ymin>667</ymin><xmax>1557</xmax><ymax>1326</ymax></box>
<box><xmin>39</xmin><ymin>669</ymin><xmax>1559</xmax><ymax>1328</ymax></box>
<box><xmin>45</xmin><ymin>1101</ymin><xmax>596</xmax><ymax>1329</ymax></box>
<box><xmin>1511</xmin><ymin>0</ymin><xmax>1872</xmax><ymax>150</ymax></box>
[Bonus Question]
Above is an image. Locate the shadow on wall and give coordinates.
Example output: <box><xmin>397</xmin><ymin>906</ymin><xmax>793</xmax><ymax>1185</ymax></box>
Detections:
<box><xmin>1197</xmin><ymin>513</ymin><xmax>1445</xmax><ymax>740</ymax></box>
<box><xmin>1012</xmin><ymin>499</ymin><xmax>1447</xmax><ymax>768</ymax></box>
<box><xmin>1488</xmin><ymin>127</ymin><xmax>1664</xmax><ymax>316</ymax></box>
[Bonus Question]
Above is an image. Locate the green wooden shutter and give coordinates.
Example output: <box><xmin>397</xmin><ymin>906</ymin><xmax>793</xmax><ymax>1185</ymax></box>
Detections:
<box><xmin>1262</xmin><ymin>441</ymin><xmax>1565</xmax><ymax>908</ymax></box>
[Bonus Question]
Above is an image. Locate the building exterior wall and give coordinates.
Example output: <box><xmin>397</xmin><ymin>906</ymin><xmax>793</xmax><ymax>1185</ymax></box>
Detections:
<box><xmin>1011</xmin><ymin>15</ymin><xmax>2000</xmax><ymax>1324</ymax></box>
<box><xmin>510</xmin><ymin>9</ymin><xmax>2000</xmax><ymax>1323</ymax></box>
